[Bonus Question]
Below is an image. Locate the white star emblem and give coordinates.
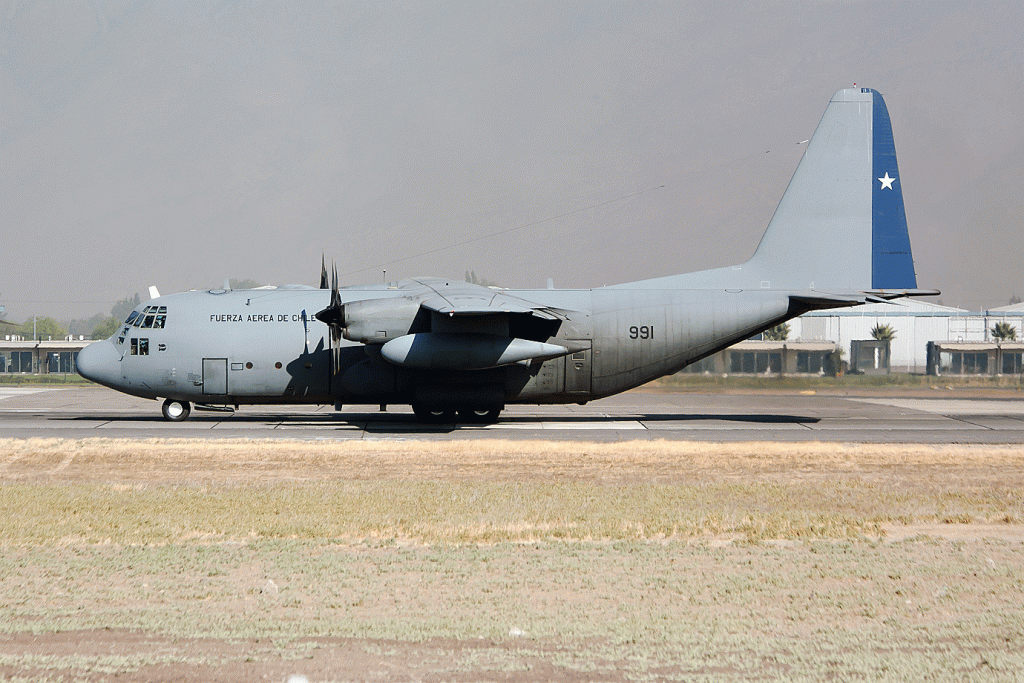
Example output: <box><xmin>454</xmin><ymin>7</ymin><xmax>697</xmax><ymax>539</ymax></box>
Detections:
<box><xmin>878</xmin><ymin>172</ymin><xmax>896</xmax><ymax>190</ymax></box>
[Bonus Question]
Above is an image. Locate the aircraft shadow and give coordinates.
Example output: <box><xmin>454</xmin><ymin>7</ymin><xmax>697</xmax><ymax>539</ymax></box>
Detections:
<box><xmin>60</xmin><ymin>412</ymin><xmax>820</xmax><ymax>432</ymax></box>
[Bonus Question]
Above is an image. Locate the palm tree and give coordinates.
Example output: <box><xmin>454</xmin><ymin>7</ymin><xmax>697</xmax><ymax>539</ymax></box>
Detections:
<box><xmin>992</xmin><ymin>322</ymin><xmax>1017</xmax><ymax>341</ymax></box>
<box><xmin>763</xmin><ymin>323</ymin><xmax>790</xmax><ymax>341</ymax></box>
<box><xmin>870</xmin><ymin>323</ymin><xmax>896</xmax><ymax>341</ymax></box>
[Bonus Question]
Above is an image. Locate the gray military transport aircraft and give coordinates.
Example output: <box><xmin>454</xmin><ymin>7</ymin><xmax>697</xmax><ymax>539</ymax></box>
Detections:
<box><xmin>78</xmin><ymin>87</ymin><xmax>936</xmax><ymax>423</ymax></box>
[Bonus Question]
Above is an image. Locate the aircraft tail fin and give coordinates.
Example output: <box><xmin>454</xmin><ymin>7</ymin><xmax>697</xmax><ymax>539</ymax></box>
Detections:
<box><xmin>747</xmin><ymin>87</ymin><xmax>918</xmax><ymax>291</ymax></box>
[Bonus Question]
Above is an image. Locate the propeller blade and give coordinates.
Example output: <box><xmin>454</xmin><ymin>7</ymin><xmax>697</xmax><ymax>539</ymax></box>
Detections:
<box><xmin>319</xmin><ymin>255</ymin><xmax>328</xmax><ymax>289</ymax></box>
<box><xmin>314</xmin><ymin>261</ymin><xmax>346</xmax><ymax>375</ymax></box>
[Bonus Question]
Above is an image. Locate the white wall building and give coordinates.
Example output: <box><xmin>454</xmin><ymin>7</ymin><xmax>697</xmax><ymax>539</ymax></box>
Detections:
<box><xmin>789</xmin><ymin>300</ymin><xmax>1023</xmax><ymax>373</ymax></box>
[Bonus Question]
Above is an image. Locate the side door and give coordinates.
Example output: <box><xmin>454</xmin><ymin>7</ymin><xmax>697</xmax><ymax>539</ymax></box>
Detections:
<box><xmin>202</xmin><ymin>358</ymin><xmax>228</xmax><ymax>395</ymax></box>
<box><xmin>563</xmin><ymin>341</ymin><xmax>592</xmax><ymax>394</ymax></box>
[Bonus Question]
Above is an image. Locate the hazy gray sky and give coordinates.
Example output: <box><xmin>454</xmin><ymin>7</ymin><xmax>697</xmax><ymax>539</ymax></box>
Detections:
<box><xmin>2</xmin><ymin>1</ymin><xmax>1022</xmax><ymax>321</ymax></box>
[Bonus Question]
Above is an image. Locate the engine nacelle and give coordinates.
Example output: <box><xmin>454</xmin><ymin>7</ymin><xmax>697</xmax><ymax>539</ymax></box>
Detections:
<box><xmin>341</xmin><ymin>298</ymin><xmax>421</xmax><ymax>344</ymax></box>
<box><xmin>380</xmin><ymin>333</ymin><xmax>568</xmax><ymax>370</ymax></box>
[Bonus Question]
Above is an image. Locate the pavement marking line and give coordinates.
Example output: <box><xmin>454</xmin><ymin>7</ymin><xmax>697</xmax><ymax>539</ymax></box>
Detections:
<box><xmin>849</xmin><ymin>398</ymin><xmax>1024</xmax><ymax>415</ymax></box>
<box><xmin>482</xmin><ymin>421</ymin><xmax>647</xmax><ymax>430</ymax></box>
<box><xmin>0</xmin><ymin>388</ymin><xmax>64</xmax><ymax>400</ymax></box>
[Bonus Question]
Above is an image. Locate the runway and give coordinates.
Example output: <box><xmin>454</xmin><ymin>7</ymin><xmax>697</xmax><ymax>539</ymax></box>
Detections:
<box><xmin>3</xmin><ymin>385</ymin><xmax>1024</xmax><ymax>442</ymax></box>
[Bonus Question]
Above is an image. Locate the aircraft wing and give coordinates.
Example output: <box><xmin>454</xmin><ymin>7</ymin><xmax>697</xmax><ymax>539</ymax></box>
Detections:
<box><xmin>411</xmin><ymin>278</ymin><xmax>566</xmax><ymax>320</ymax></box>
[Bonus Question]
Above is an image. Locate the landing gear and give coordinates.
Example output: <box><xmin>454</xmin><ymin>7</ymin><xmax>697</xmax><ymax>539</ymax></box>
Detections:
<box><xmin>457</xmin><ymin>407</ymin><xmax>501</xmax><ymax>424</ymax></box>
<box><xmin>161</xmin><ymin>399</ymin><xmax>191</xmax><ymax>422</ymax></box>
<box><xmin>412</xmin><ymin>404</ymin><xmax>456</xmax><ymax>423</ymax></box>
<box><xmin>411</xmin><ymin>404</ymin><xmax>502</xmax><ymax>424</ymax></box>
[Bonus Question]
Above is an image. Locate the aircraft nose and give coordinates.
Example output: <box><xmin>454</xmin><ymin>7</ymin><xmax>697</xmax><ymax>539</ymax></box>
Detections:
<box><xmin>76</xmin><ymin>340</ymin><xmax>121</xmax><ymax>387</ymax></box>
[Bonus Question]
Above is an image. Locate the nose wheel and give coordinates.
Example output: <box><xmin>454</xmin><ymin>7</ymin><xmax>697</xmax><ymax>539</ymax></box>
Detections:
<box><xmin>161</xmin><ymin>399</ymin><xmax>191</xmax><ymax>422</ymax></box>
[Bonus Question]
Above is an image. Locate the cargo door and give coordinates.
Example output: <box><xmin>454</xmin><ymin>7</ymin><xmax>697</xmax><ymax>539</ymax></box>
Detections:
<box><xmin>202</xmin><ymin>358</ymin><xmax>228</xmax><ymax>395</ymax></box>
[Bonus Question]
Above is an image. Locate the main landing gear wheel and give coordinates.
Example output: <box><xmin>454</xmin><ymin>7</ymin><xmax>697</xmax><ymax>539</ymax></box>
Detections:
<box><xmin>161</xmin><ymin>399</ymin><xmax>191</xmax><ymax>422</ymax></box>
<box><xmin>411</xmin><ymin>405</ymin><xmax>456</xmax><ymax>423</ymax></box>
<box><xmin>457</xmin><ymin>407</ymin><xmax>502</xmax><ymax>424</ymax></box>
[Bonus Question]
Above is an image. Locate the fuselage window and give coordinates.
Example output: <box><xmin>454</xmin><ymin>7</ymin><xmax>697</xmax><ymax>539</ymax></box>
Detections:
<box><xmin>130</xmin><ymin>338</ymin><xmax>138</xmax><ymax>355</ymax></box>
<box><xmin>139</xmin><ymin>338</ymin><xmax>149</xmax><ymax>355</ymax></box>
<box><xmin>132</xmin><ymin>311</ymin><xmax>145</xmax><ymax>327</ymax></box>
<box><xmin>125</xmin><ymin>311</ymin><xmax>139</xmax><ymax>326</ymax></box>
<box><xmin>141</xmin><ymin>314</ymin><xmax>155</xmax><ymax>328</ymax></box>
<box><xmin>154</xmin><ymin>306</ymin><xmax>167</xmax><ymax>329</ymax></box>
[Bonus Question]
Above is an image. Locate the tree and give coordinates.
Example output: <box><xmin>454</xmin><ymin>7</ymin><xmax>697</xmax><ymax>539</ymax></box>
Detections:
<box><xmin>91</xmin><ymin>316</ymin><xmax>122</xmax><ymax>340</ymax></box>
<box><xmin>992</xmin><ymin>322</ymin><xmax>1017</xmax><ymax>341</ymax></box>
<box><xmin>1010</xmin><ymin>294</ymin><xmax>1022</xmax><ymax>306</ymax></box>
<box><xmin>17</xmin><ymin>317</ymin><xmax>67</xmax><ymax>340</ymax></box>
<box><xmin>229</xmin><ymin>278</ymin><xmax>263</xmax><ymax>290</ymax></box>
<box><xmin>464</xmin><ymin>270</ymin><xmax>497</xmax><ymax>287</ymax></box>
<box><xmin>762</xmin><ymin>323</ymin><xmax>790</xmax><ymax>341</ymax></box>
<box><xmin>68</xmin><ymin>312</ymin><xmax>109</xmax><ymax>337</ymax></box>
<box><xmin>111</xmin><ymin>294</ymin><xmax>141</xmax><ymax>322</ymax></box>
<box><xmin>870</xmin><ymin>323</ymin><xmax>896</xmax><ymax>341</ymax></box>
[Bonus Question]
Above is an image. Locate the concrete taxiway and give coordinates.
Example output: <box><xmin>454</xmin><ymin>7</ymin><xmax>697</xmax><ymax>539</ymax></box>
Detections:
<box><xmin>2</xmin><ymin>385</ymin><xmax>1024</xmax><ymax>442</ymax></box>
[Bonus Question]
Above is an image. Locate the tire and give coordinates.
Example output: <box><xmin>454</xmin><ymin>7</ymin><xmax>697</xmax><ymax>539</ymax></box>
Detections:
<box><xmin>161</xmin><ymin>399</ymin><xmax>191</xmax><ymax>422</ymax></box>
<box><xmin>457</xmin><ymin>407</ymin><xmax>502</xmax><ymax>424</ymax></box>
<box><xmin>411</xmin><ymin>404</ymin><xmax>456</xmax><ymax>423</ymax></box>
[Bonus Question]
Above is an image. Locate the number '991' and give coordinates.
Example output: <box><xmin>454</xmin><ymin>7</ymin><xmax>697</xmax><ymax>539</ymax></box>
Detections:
<box><xmin>629</xmin><ymin>325</ymin><xmax>654</xmax><ymax>340</ymax></box>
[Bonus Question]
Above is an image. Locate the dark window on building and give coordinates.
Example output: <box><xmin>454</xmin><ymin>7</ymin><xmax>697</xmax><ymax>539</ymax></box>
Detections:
<box><xmin>730</xmin><ymin>351</ymin><xmax>781</xmax><ymax>374</ymax></box>
<box><xmin>940</xmin><ymin>351</ymin><xmax>989</xmax><ymax>375</ymax></box>
<box><xmin>46</xmin><ymin>352</ymin><xmax>76</xmax><ymax>373</ymax></box>
<box><xmin>11</xmin><ymin>351</ymin><xmax>33</xmax><ymax>373</ymax></box>
<box><xmin>797</xmin><ymin>351</ymin><xmax>827</xmax><ymax>374</ymax></box>
<box><xmin>1003</xmin><ymin>352</ymin><xmax>1024</xmax><ymax>375</ymax></box>
<box><xmin>682</xmin><ymin>356</ymin><xmax>716</xmax><ymax>373</ymax></box>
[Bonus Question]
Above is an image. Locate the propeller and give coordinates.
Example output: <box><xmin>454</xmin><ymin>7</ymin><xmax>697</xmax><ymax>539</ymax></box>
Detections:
<box><xmin>314</xmin><ymin>263</ymin><xmax>345</xmax><ymax>375</ymax></box>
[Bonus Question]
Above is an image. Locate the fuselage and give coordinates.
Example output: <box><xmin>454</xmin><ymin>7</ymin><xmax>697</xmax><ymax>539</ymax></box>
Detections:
<box><xmin>78</xmin><ymin>282</ymin><xmax>792</xmax><ymax>409</ymax></box>
<box><xmin>75</xmin><ymin>88</ymin><xmax>931</xmax><ymax>422</ymax></box>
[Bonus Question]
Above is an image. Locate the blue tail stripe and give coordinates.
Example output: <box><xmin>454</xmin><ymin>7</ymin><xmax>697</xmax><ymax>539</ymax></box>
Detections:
<box><xmin>870</xmin><ymin>89</ymin><xmax>917</xmax><ymax>289</ymax></box>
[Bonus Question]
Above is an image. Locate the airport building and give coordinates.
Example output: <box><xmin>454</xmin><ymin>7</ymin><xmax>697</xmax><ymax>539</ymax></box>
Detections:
<box><xmin>683</xmin><ymin>299</ymin><xmax>1024</xmax><ymax>377</ymax></box>
<box><xmin>1</xmin><ymin>337</ymin><xmax>86</xmax><ymax>375</ymax></box>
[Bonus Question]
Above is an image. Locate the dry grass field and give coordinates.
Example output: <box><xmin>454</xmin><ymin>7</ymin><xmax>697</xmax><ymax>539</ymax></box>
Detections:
<box><xmin>2</xmin><ymin>437</ymin><xmax>1023</xmax><ymax>681</ymax></box>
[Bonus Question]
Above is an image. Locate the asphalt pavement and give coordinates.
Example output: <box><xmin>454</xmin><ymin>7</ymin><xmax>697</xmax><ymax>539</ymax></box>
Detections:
<box><xmin>2</xmin><ymin>385</ymin><xmax>1024</xmax><ymax>443</ymax></box>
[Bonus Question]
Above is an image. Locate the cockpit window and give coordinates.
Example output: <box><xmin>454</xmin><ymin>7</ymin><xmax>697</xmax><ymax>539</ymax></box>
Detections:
<box><xmin>129</xmin><ymin>305</ymin><xmax>167</xmax><ymax>329</ymax></box>
<box><xmin>153</xmin><ymin>306</ymin><xmax>167</xmax><ymax>329</ymax></box>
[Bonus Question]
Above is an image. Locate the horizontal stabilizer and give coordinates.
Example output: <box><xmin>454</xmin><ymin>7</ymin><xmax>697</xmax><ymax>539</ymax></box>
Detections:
<box><xmin>863</xmin><ymin>288</ymin><xmax>941</xmax><ymax>300</ymax></box>
<box><xmin>791</xmin><ymin>288</ymin><xmax>941</xmax><ymax>311</ymax></box>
